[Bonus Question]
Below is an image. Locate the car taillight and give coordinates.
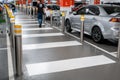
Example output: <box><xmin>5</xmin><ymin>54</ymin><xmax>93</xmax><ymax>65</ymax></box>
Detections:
<box><xmin>109</xmin><ymin>18</ymin><xmax>120</xmax><ymax>22</ymax></box>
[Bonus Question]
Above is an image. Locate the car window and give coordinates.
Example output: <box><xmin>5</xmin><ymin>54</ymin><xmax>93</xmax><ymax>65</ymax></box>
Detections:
<box><xmin>87</xmin><ymin>6</ymin><xmax>100</xmax><ymax>15</ymax></box>
<box><xmin>102</xmin><ymin>6</ymin><xmax>120</xmax><ymax>14</ymax></box>
<box><xmin>47</xmin><ymin>5</ymin><xmax>52</xmax><ymax>9</ymax></box>
<box><xmin>47</xmin><ymin>5</ymin><xmax>60</xmax><ymax>10</ymax></box>
<box><xmin>77</xmin><ymin>7</ymin><xmax>86</xmax><ymax>15</ymax></box>
<box><xmin>53</xmin><ymin>5</ymin><xmax>60</xmax><ymax>10</ymax></box>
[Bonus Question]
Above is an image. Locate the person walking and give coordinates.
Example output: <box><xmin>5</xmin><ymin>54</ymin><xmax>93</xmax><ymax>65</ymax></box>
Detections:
<box><xmin>36</xmin><ymin>0</ymin><xmax>45</xmax><ymax>28</ymax></box>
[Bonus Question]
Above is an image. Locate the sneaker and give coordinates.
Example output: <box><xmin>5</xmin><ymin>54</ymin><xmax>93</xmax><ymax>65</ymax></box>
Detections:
<box><xmin>39</xmin><ymin>24</ymin><xmax>42</xmax><ymax>28</ymax></box>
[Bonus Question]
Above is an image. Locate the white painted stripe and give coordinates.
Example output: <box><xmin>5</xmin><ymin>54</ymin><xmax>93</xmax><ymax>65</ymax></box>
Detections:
<box><xmin>22</xmin><ymin>24</ymin><xmax>39</xmax><ymax>26</ymax></box>
<box><xmin>65</xmin><ymin>32</ymin><xmax>80</xmax><ymax>40</ymax></box>
<box><xmin>0</xmin><ymin>48</ymin><xmax>7</xmax><ymax>51</ymax></box>
<box><xmin>7</xmin><ymin>34</ymin><xmax>15</xmax><ymax>80</ymax></box>
<box><xmin>65</xmin><ymin>32</ymin><xmax>117</xmax><ymax>57</ymax></box>
<box><xmin>53</xmin><ymin>26</ymin><xmax>62</xmax><ymax>31</ymax></box>
<box><xmin>26</xmin><ymin>55</ymin><xmax>115</xmax><ymax>76</ymax></box>
<box><xmin>23</xmin><ymin>33</ymin><xmax>64</xmax><ymax>38</ymax></box>
<box><xmin>84</xmin><ymin>41</ymin><xmax>117</xmax><ymax>57</ymax></box>
<box><xmin>23</xmin><ymin>41</ymin><xmax>82</xmax><ymax>50</ymax></box>
<box><xmin>22</xmin><ymin>27</ymin><xmax>53</xmax><ymax>31</ymax></box>
<box><xmin>16</xmin><ymin>19</ymin><xmax>36</xmax><ymax>21</ymax></box>
<box><xmin>16</xmin><ymin>21</ymin><xmax>38</xmax><ymax>23</ymax></box>
<box><xmin>111</xmin><ymin>52</ymin><xmax>117</xmax><ymax>54</ymax></box>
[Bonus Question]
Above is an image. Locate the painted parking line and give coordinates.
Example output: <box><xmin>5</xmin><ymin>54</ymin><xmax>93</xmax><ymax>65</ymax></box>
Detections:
<box><xmin>66</xmin><ymin>32</ymin><xmax>117</xmax><ymax>57</ymax></box>
<box><xmin>0</xmin><ymin>48</ymin><xmax>7</xmax><ymax>51</ymax></box>
<box><xmin>23</xmin><ymin>41</ymin><xmax>82</xmax><ymax>50</ymax></box>
<box><xmin>16</xmin><ymin>21</ymin><xmax>38</xmax><ymax>24</ymax></box>
<box><xmin>51</xmin><ymin>25</ymin><xmax>117</xmax><ymax>57</ymax></box>
<box><xmin>22</xmin><ymin>27</ymin><xmax>53</xmax><ymax>31</ymax></box>
<box><xmin>26</xmin><ymin>55</ymin><xmax>115</xmax><ymax>76</ymax></box>
<box><xmin>15</xmin><ymin>19</ymin><xmax>36</xmax><ymax>21</ymax></box>
<box><xmin>23</xmin><ymin>33</ymin><xmax>64</xmax><ymax>38</ymax></box>
<box><xmin>22</xmin><ymin>24</ymin><xmax>39</xmax><ymax>26</ymax></box>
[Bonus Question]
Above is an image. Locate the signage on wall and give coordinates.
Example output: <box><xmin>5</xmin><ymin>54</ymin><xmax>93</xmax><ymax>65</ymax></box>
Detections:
<box><xmin>70</xmin><ymin>0</ymin><xmax>74</xmax><ymax>6</ymax></box>
<box><xmin>60</xmin><ymin>0</ymin><xmax>70</xmax><ymax>7</ymax></box>
<box><xmin>48</xmin><ymin>0</ymin><xmax>51</xmax><ymax>4</ymax></box>
<box><xmin>56</xmin><ymin>0</ymin><xmax>60</xmax><ymax>5</ymax></box>
<box><xmin>94</xmin><ymin>0</ymin><xmax>100</xmax><ymax>4</ymax></box>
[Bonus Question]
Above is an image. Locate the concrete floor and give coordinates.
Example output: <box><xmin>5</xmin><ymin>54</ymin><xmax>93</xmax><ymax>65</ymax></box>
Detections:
<box><xmin>1</xmin><ymin>11</ymin><xmax>120</xmax><ymax>80</ymax></box>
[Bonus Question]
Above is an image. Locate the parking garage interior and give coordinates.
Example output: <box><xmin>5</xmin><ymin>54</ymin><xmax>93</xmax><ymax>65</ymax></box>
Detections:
<box><xmin>0</xmin><ymin>0</ymin><xmax>120</xmax><ymax>80</ymax></box>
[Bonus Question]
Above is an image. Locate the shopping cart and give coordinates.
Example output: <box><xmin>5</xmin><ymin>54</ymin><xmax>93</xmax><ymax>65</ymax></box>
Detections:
<box><xmin>53</xmin><ymin>10</ymin><xmax>61</xmax><ymax>26</ymax></box>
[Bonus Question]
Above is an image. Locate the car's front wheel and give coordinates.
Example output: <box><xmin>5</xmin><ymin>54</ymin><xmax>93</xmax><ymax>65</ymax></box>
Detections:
<box><xmin>65</xmin><ymin>20</ymin><xmax>72</xmax><ymax>32</ymax></box>
<box><xmin>91</xmin><ymin>27</ymin><xmax>104</xmax><ymax>43</ymax></box>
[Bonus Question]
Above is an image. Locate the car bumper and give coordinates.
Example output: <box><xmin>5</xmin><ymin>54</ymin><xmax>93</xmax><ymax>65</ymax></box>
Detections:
<box><xmin>104</xmin><ymin>29</ymin><xmax>119</xmax><ymax>42</ymax></box>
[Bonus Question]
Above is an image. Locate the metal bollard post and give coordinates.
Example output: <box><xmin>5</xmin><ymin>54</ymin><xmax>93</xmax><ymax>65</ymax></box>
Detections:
<box><xmin>61</xmin><ymin>11</ymin><xmax>65</xmax><ymax>33</ymax></box>
<box><xmin>33</xmin><ymin>7</ymin><xmax>35</xmax><ymax>18</ymax></box>
<box><xmin>10</xmin><ymin>18</ymin><xmax>15</xmax><ymax>48</ymax></box>
<box><xmin>117</xmin><ymin>30</ymin><xmax>120</xmax><ymax>59</ymax></box>
<box><xmin>24</xmin><ymin>6</ymin><xmax>26</xmax><ymax>14</ymax></box>
<box><xmin>30</xmin><ymin>6</ymin><xmax>32</xmax><ymax>17</ymax></box>
<box><xmin>14</xmin><ymin>25</ymin><xmax>22</xmax><ymax>76</ymax></box>
<box><xmin>42</xmin><ymin>14</ymin><xmax>45</xmax><ymax>27</ymax></box>
<box><xmin>80</xmin><ymin>15</ymin><xmax>85</xmax><ymax>44</ymax></box>
<box><xmin>50</xmin><ymin>10</ymin><xmax>53</xmax><ymax>27</ymax></box>
<box><xmin>26</xmin><ymin>6</ymin><xmax>27</xmax><ymax>14</ymax></box>
<box><xmin>27</xmin><ymin>7</ymin><xmax>28</xmax><ymax>15</ymax></box>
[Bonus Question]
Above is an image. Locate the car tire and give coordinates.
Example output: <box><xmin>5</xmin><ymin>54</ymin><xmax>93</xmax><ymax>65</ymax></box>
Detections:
<box><xmin>66</xmin><ymin>20</ymin><xmax>72</xmax><ymax>32</ymax></box>
<box><xmin>92</xmin><ymin>26</ymin><xmax>104</xmax><ymax>43</ymax></box>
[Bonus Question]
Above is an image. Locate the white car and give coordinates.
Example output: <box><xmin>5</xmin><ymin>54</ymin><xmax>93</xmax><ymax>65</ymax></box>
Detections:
<box><xmin>45</xmin><ymin>4</ymin><xmax>60</xmax><ymax>19</ymax></box>
<box><xmin>65</xmin><ymin>5</ymin><xmax>120</xmax><ymax>43</ymax></box>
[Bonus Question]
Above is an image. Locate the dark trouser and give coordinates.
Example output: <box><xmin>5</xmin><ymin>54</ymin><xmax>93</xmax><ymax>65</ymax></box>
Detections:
<box><xmin>37</xmin><ymin>13</ymin><xmax>43</xmax><ymax>25</ymax></box>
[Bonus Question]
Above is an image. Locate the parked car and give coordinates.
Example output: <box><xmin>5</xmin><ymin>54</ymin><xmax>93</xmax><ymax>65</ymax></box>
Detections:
<box><xmin>72</xmin><ymin>3</ymin><xmax>86</xmax><ymax>11</ymax></box>
<box><xmin>45</xmin><ymin>4</ymin><xmax>60</xmax><ymax>19</ymax></box>
<box><xmin>65</xmin><ymin>5</ymin><xmax>120</xmax><ymax>43</ymax></box>
<box><xmin>104</xmin><ymin>3</ymin><xmax>120</xmax><ymax>6</ymax></box>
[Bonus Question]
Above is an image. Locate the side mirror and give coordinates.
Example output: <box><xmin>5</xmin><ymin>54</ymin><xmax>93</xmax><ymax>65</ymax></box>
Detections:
<box><xmin>86</xmin><ymin>8</ymin><xmax>89</xmax><ymax>13</ymax></box>
<box><xmin>73</xmin><ymin>11</ymin><xmax>77</xmax><ymax>15</ymax></box>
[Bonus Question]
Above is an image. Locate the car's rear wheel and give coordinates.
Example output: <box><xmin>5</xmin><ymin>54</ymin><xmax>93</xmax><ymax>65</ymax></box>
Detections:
<box><xmin>92</xmin><ymin>27</ymin><xmax>104</xmax><ymax>43</ymax></box>
<box><xmin>66</xmin><ymin>20</ymin><xmax>72</xmax><ymax>32</ymax></box>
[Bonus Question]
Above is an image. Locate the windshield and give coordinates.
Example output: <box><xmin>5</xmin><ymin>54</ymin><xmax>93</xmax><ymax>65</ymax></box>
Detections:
<box><xmin>102</xmin><ymin>6</ymin><xmax>120</xmax><ymax>14</ymax></box>
<box><xmin>53</xmin><ymin>5</ymin><xmax>60</xmax><ymax>10</ymax></box>
<box><xmin>47</xmin><ymin>5</ymin><xmax>60</xmax><ymax>10</ymax></box>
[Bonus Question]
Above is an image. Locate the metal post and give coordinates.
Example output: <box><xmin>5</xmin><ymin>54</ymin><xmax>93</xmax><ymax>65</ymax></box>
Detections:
<box><xmin>117</xmin><ymin>31</ymin><xmax>120</xmax><ymax>59</ymax></box>
<box><xmin>33</xmin><ymin>7</ymin><xmax>35</xmax><ymax>18</ymax></box>
<box><xmin>10</xmin><ymin>18</ymin><xmax>15</xmax><ymax>48</ymax></box>
<box><xmin>50</xmin><ymin>10</ymin><xmax>53</xmax><ymax>27</ymax></box>
<box><xmin>27</xmin><ymin>7</ymin><xmax>29</xmax><ymax>15</ymax></box>
<box><xmin>26</xmin><ymin>0</ymin><xmax>28</xmax><ymax>15</ymax></box>
<box><xmin>81</xmin><ymin>21</ymin><xmax>84</xmax><ymax>43</ymax></box>
<box><xmin>42</xmin><ymin>14</ymin><xmax>45</xmax><ymax>27</ymax></box>
<box><xmin>61</xmin><ymin>11</ymin><xmax>65</xmax><ymax>33</ymax></box>
<box><xmin>80</xmin><ymin>15</ymin><xmax>85</xmax><ymax>44</ymax></box>
<box><xmin>30</xmin><ymin>6</ymin><xmax>32</xmax><ymax>17</ymax></box>
<box><xmin>14</xmin><ymin>25</ymin><xmax>22</xmax><ymax>76</ymax></box>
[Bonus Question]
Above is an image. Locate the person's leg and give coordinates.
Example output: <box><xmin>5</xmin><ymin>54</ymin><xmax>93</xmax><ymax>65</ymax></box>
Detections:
<box><xmin>38</xmin><ymin>13</ymin><xmax>43</xmax><ymax>27</ymax></box>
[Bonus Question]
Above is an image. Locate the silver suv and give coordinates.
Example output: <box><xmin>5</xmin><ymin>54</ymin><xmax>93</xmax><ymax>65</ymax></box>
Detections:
<box><xmin>65</xmin><ymin>5</ymin><xmax>120</xmax><ymax>43</ymax></box>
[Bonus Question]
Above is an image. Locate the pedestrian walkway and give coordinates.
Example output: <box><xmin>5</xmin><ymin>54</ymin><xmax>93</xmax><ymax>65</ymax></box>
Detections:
<box><xmin>7</xmin><ymin>11</ymin><xmax>120</xmax><ymax>80</ymax></box>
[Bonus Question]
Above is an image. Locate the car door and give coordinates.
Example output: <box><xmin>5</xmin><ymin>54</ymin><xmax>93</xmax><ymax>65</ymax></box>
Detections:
<box><xmin>71</xmin><ymin>7</ymin><xmax>86</xmax><ymax>29</ymax></box>
<box><xmin>84</xmin><ymin>6</ymin><xmax>100</xmax><ymax>34</ymax></box>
